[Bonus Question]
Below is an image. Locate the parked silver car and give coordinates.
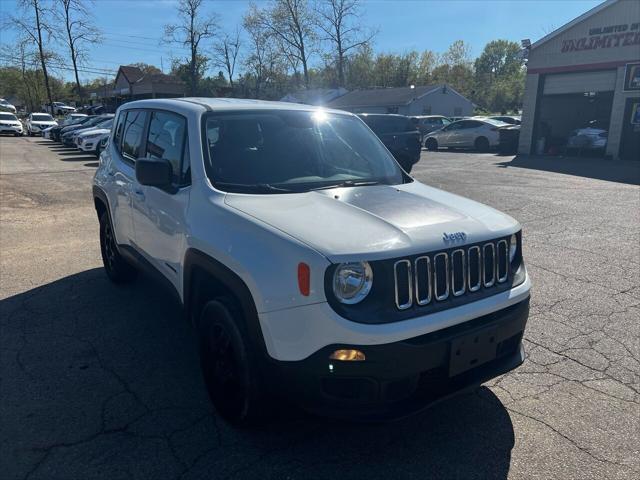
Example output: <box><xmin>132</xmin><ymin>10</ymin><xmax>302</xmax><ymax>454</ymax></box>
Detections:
<box><xmin>424</xmin><ymin>118</ymin><xmax>509</xmax><ymax>151</ymax></box>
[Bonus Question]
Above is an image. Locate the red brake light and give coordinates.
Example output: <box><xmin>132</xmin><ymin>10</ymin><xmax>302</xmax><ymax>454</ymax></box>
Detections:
<box><xmin>298</xmin><ymin>262</ymin><xmax>310</xmax><ymax>296</ymax></box>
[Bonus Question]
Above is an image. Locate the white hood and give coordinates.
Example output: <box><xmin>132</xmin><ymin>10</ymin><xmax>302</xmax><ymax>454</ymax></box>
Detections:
<box><xmin>224</xmin><ymin>181</ymin><xmax>520</xmax><ymax>262</ymax></box>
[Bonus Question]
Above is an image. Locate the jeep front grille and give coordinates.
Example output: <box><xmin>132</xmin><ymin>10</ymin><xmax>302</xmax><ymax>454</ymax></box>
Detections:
<box><xmin>393</xmin><ymin>239</ymin><xmax>510</xmax><ymax>310</ymax></box>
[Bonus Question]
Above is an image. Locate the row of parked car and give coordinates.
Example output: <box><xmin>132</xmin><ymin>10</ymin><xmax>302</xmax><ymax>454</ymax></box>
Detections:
<box><xmin>40</xmin><ymin>113</ymin><xmax>114</xmax><ymax>156</ymax></box>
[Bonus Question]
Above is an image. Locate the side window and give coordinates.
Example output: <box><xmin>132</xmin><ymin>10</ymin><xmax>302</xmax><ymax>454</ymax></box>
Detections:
<box><xmin>145</xmin><ymin>110</ymin><xmax>188</xmax><ymax>186</ymax></box>
<box><xmin>111</xmin><ymin>114</ymin><xmax>124</xmax><ymax>151</ymax></box>
<box><xmin>121</xmin><ymin>110</ymin><xmax>147</xmax><ymax>161</ymax></box>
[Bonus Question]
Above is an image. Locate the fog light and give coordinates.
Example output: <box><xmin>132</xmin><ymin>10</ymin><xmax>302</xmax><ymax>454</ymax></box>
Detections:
<box><xmin>329</xmin><ymin>349</ymin><xmax>365</xmax><ymax>361</ymax></box>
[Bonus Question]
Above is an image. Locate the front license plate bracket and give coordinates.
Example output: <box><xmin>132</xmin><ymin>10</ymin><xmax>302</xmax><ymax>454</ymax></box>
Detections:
<box><xmin>449</xmin><ymin>328</ymin><xmax>498</xmax><ymax>377</ymax></box>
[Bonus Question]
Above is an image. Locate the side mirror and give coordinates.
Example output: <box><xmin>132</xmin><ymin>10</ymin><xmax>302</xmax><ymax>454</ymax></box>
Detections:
<box><xmin>135</xmin><ymin>158</ymin><xmax>172</xmax><ymax>188</ymax></box>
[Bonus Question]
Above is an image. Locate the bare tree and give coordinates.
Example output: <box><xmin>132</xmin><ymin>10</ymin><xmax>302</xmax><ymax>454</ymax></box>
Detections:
<box><xmin>243</xmin><ymin>6</ymin><xmax>283</xmax><ymax>98</ymax></box>
<box><xmin>253</xmin><ymin>0</ymin><xmax>316</xmax><ymax>88</ymax></box>
<box><xmin>212</xmin><ymin>29</ymin><xmax>241</xmax><ymax>88</ymax></box>
<box><xmin>10</xmin><ymin>0</ymin><xmax>55</xmax><ymax>108</ymax></box>
<box><xmin>164</xmin><ymin>0</ymin><xmax>218</xmax><ymax>95</ymax></box>
<box><xmin>55</xmin><ymin>0</ymin><xmax>101</xmax><ymax>101</ymax></box>
<box><xmin>315</xmin><ymin>0</ymin><xmax>375</xmax><ymax>87</ymax></box>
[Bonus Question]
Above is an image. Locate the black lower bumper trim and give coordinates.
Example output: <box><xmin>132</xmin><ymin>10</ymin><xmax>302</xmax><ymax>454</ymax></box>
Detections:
<box><xmin>264</xmin><ymin>298</ymin><xmax>529</xmax><ymax>420</ymax></box>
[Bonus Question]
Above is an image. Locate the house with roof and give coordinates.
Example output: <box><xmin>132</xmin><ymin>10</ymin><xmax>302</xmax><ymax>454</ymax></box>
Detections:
<box><xmin>113</xmin><ymin>65</ymin><xmax>185</xmax><ymax>99</ymax></box>
<box><xmin>86</xmin><ymin>65</ymin><xmax>185</xmax><ymax>111</ymax></box>
<box><xmin>326</xmin><ymin>84</ymin><xmax>475</xmax><ymax>117</ymax></box>
<box><xmin>280</xmin><ymin>88</ymin><xmax>348</xmax><ymax>105</ymax></box>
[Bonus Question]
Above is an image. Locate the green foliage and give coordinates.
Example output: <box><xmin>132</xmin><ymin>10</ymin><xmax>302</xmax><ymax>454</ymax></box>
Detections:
<box><xmin>473</xmin><ymin>40</ymin><xmax>525</xmax><ymax>113</ymax></box>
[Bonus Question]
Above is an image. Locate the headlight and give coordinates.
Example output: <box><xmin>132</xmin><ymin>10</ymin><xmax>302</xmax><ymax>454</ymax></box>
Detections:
<box><xmin>509</xmin><ymin>234</ymin><xmax>517</xmax><ymax>262</ymax></box>
<box><xmin>332</xmin><ymin>262</ymin><xmax>373</xmax><ymax>304</ymax></box>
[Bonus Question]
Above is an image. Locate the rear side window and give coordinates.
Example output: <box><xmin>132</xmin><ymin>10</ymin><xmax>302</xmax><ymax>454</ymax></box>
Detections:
<box><xmin>113</xmin><ymin>113</ymin><xmax>126</xmax><ymax>152</ymax></box>
<box><xmin>145</xmin><ymin>111</ymin><xmax>189</xmax><ymax>185</ymax></box>
<box><xmin>121</xmin><ymin>110</ymin><xmax>147</xmax><ymax>161</ymax></box>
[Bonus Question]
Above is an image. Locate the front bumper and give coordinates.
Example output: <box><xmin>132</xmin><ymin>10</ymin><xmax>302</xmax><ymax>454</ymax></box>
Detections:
<box><xmin>79</xmin><ymin>141</ymin><xmax>97</xmax><ymax>151</ymax></box>
<box><xmin>0</xmin><ymin>125</ymin><xmax>22</xmax><ymax>134</ymax></box>
<box><xmin>265</xmin><ymin>298</ymin><xmax>529</xmax><ymax>419</ymax></box>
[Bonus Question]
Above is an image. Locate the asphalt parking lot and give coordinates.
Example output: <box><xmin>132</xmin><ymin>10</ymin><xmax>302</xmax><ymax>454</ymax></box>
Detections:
<box><xmin>1</xmin><ymin>135</ymin><xmax>639</xmax><ymax>480</ymax></box>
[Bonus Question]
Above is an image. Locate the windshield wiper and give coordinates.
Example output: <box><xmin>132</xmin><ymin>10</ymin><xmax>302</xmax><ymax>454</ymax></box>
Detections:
<box><xmin>214</xmin><ymin>182</ymin><xmax>295</xmax><ymax>193</ymax></box>
<box><xmin>309</xmin><ymin>180</ymin><xmax>382</xmax><ymax>191</ymax></box>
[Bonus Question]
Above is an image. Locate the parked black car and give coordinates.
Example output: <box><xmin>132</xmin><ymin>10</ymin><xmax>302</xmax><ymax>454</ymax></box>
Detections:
<box><xmin>498</xmin><ymin>125</ymin><xmax>520</xmax><ymax>155</ymax></box>
<box><xmin>50</xmin><ymin>115</ymin><xmax>95</xmax><ymax>142</ymax></box>
<box><xmin>358</xmin><ymin>114</ymin><xmax>421</xmax><ymax>172</ymax></box>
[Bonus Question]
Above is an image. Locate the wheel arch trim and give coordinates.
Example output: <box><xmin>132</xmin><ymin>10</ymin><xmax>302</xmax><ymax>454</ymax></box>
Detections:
<box><xmin>183</xmin><ymin>248</ymin><xmax>270</xmax><ymax>360</ymax></box>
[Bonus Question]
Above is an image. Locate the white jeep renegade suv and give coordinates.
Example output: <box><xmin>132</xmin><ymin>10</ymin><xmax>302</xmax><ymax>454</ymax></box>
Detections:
<box><xmin>93</xmin><ymin>98</ymin><xmax>531</xmax><ymax>424</ymax></box>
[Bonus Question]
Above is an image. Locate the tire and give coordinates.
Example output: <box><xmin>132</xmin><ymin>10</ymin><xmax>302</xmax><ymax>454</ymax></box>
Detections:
<box><xmin>99</xmin><ymin>211</ymin><xmax>137</xmax><ymax>283</ymax></box>
<box><xmin>475</xmin><ymin>136</ymin><xmax>490</xmax><ymax>152</ymax></box>
<box><xmin>425</xmin><ymin>138</ymin><xmax>438</xmax><ymax>151</ymax></box>
<box><xmin>198</xmin><ymin>299</ymin><xmax>266</xmax><ymax>426</ymax></box>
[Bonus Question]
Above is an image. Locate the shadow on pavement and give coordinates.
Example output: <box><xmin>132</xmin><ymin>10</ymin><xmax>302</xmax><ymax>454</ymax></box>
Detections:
<box><xmin>59</xmin><ymin>155</ymin><xmax>100</xmax><ymax>162</ymax></box>
<box><xmin>1</xmin><ymin>269</ymin><xmax>514</xmax><ymax>479</ymax></box>
<box><xmin>495</xmin><ymin>154</ymin><xmax>640</xmax><ymax>185</ymax></box>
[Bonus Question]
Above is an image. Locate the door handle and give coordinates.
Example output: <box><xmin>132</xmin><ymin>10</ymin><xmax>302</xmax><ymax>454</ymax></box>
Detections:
<box><xmin>133</xmin><ymin>189</ymin><xmax>145</xmax><ymax>201</ymax></box>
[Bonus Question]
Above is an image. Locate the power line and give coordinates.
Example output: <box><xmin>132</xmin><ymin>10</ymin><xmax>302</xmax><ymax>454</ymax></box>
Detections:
<box><xmin>0</xmin><ymin>54</ymin><xmax>117</xmax><ymax>76</ymax></box>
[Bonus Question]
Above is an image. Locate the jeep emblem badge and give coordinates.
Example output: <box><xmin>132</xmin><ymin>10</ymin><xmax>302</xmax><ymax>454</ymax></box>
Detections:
<box><xmin>443</xmin><ymin>232</ymin><xmax>467</xmax><ymax>243</ymax></box>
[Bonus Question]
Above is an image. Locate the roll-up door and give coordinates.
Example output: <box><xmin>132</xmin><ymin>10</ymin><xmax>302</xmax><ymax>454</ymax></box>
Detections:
<box><xmin>543</xmin><ymin>70</ymin><xmax>617</xmax><ymax>95</ymax></box>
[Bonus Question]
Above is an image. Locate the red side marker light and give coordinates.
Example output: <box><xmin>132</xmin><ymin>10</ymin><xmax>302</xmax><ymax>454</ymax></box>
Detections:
<box><xmin>298</xmin><ymin>262</ymin><xmax>310</xmax><ymax>296</ymax></box>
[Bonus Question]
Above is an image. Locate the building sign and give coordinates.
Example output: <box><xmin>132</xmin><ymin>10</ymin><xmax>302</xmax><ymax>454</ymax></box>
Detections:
<box><xmin>623</xmin><ymin>63</ymin><xmax>640</xmax><ymax>91</ymax></box>
<box><xmin>561</xmin><ymin>22</ymin><xmax>640</xmax><ymax>53</ymax></box>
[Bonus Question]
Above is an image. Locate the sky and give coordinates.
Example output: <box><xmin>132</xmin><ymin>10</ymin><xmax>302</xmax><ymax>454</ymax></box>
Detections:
<box><xmin>0</xmin><ymin>0</ymin><xmax>604</xmax><ymax>82</ymax></box>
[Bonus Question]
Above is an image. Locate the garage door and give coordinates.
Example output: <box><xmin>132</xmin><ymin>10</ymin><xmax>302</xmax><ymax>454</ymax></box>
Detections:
<box><xmin>544</xmin><ymin>70</ymin><xmax>616</xmax><ymax>95</ymax></box>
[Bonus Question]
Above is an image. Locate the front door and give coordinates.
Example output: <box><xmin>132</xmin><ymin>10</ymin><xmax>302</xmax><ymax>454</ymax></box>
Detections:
<box><xmin>130</xmin><ymin>110</ymin><xmax>191</xmax><ymax>289</ymax></box>
<box><xmin>620</xmin><ymin>98</ymin><xmax>640</xmax><ymax>161</ymax></box>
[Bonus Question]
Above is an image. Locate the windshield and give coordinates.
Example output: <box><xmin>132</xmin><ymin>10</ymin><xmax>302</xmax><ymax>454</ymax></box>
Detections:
<box><xmin>32</xmin><ymin>114</ymin><xmax>54</xmax><ymax>122</ymax></box>
<box><xmin>0</xmin><ymin>113</ymin><xmax>18</xmax><ymax>121</ymax></box>
<box><xmin>203</xmin><ymin>110</ymin><xmax>405</xmax><ymax>193</ymax></box>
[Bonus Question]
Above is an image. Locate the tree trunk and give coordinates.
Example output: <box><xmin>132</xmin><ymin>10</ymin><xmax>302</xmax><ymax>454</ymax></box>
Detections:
<box><xmin>34</xmin><ymin>0</ymin><xmax>53</xmax><ymax>110</ymax></box>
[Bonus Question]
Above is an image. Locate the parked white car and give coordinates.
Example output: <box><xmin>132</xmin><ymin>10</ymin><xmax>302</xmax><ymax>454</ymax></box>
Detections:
<box><xmin>43</xmin><ymin>102</ymin><xmax>76</xmax><ymax>116</ymax></box>
<box><xmin>26</xmin><ymin>113</ymin><xmax>58</xmax><ymax>136</ymax></box>
<box><xmin>424</xmin><ymin>118</ymin><xmax>508</xmax><ymax>151</ymax></box>
<box><xmin>0</xmin><ymin>112</ymin><xmax>23</xmax><ymax>136</ymax></box>
<box><xmin>566</xmin><ymin>127</ymin><xmax>608</xmax><ymax>152</ymax></box>
<box><xmin>76</xmin><ymin>122</ymin><xmax>113</xmax><ymax>156</ymax></box>
<box><xmin>0</xmin><ymin>98</ymin><xmax>17</xmax><ymax>113</ymax></box>
<box><xmin>93</xmin><ymin>98</ymin><xmax>530</xmax><ymax>424</ymax></box>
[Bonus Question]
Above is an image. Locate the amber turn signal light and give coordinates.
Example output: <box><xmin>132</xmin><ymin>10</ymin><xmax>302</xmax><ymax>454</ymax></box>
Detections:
<box><xmin>329</xmin><ymin>349</ymin><xmax>366</xmax><ymax>361</ymax></box>
<box><xmin>298</xmin><ymin>262</ymin><xmax>310</xmax><ymax>296</ymax></box>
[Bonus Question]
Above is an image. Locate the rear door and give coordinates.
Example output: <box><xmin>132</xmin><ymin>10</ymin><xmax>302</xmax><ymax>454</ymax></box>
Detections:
<box><xmin>107</xmin><ymin>110</ymin><xmax>146</xmax><ymax>246</ymax></box>
<box><xmin>130</xmin><ymin>109</ymin><xmax>191</xmax><ymax>287</ymax></box>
